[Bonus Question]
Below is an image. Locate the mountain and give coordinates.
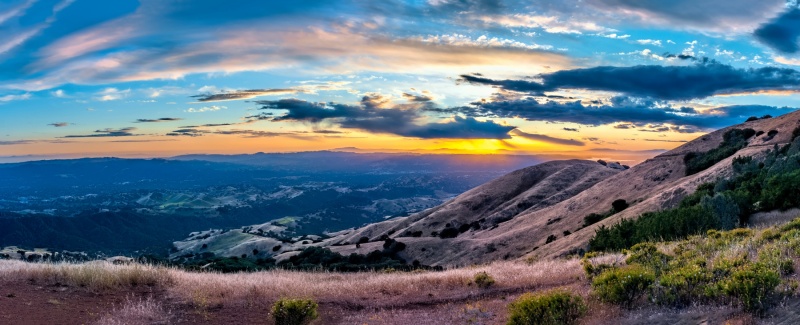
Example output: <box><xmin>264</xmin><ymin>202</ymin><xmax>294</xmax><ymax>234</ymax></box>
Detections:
<box><xmin>189</xmin><ymin>110</ymin><xmax>799</xmax><ymax>267</ymax></box>
<box><xmin>0</xmin><ymin>152</ymin><xmax>542</xmax><ymax>254</ymax></box>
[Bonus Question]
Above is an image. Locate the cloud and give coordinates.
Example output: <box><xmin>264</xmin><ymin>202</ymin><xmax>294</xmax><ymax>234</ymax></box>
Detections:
<box><xmin>476</xmin><ymin>14</ymin><xmax>612</xmax><ymax>35</ymax></box>
<box><xmin>438</xmin><ymin>96</ymin><xmax>796</xmax><ymax>130</ymax></box>
<box><xmin>63</xmin><ymin>127</ymin><xmax>138</xmax><ymax>138</ymax></box>
<box><xmin>754</xmin><ymin>7</ymin><xmax>800</xmax><ymax>54</ymax></box>
<box><xmin>48</xmin><ymin>122</ymin><xmax>70</xmax><ymax>127</ymax></box>
<box><xmin>510</xmin><ymin>129</ymin><xmax>585</xmax><ymax>146</ymax></box>
<box><xmin>134</xmin><ymin>118</ymin><xmax>183</xmax><ymax>123</ymax></box>
<box><xmin>185</xmin><ymin>106</ymin><xmax>227</xmax><ymax>113</ymax></box>
<box><xmin>402</xmin><ymin>92</ymin><xmax>434</xmax><ymax>102</ymax></box>
<box><xmin>586</xmin><ymin>0</ymin><xmax>785</xmax><ymax>33</ymax></box>
<box><xmin>95</xmin><ymin>88</ymin><xmax>129</xmax><ymax>101</ymax></box>
<box><xmin>259</xmin><ymin>97</ymin><xmax>515</xmax><ymax>139</ymax></box>
<box><xmin>0</xmin><ymin>93</ymin><xmax>30</xmax><ymax>102</ymax></box>
<box><xmin>460</xmin><ymin>59</ymin><xmax>800</xmax><ymax>100</ymax></box>
<box><xmin>563</xmin><ymin>127</ymin><xmax>579</xmax><ymax>132</ymax></box>
<box><xmin>10</xmin><ymin>20</ymin><xmax>571</xmax><ymax>91</ymax></box>
<box><xmin>192</xmin><ymin>88</ymin><xmax>303</xmax><ymax>102</ymax></box>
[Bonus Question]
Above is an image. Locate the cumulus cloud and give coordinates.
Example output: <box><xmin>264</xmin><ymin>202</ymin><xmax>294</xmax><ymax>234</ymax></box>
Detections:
<box><xmin>754</xmin><ymin>7</ymin><xmax>800</xmax><ymax>54</ymax></box>
<box><xmin>259</xmin><ymin>97</ymin><xmax>515</xmax><ymax>139</ymax></box>
<box><xmin>510</xmin><ymin>129</ymin><xmax>585</xmax><ymax>146</ymax></box>
<box><xmin>134</xmin><ymin>118</ymin><xmax>183</xmax><ymax>123</ymax></box>
<box><xmin>63</xmin><ymin>127</ymin><xmax>138</xmax><ymax>138</ymax></box>
<box><xmin>460</xmin><ymin>59</ymin><xmax>800</xmax><ymax>100</ymax></box>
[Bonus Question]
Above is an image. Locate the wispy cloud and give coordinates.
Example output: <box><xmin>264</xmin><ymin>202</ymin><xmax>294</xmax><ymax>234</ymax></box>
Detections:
<box><xmin>134</xmin><ymin>118</ymin><xmax>183</xmax><ymax>123</ymax></box>
<box><xmin>48</xmin><ymin>122</ymin><xmax>70</xmax><ymax>127</ymax></box>
<box><xmin>185</xmin><ymin>106</ymin><xmax>227</xmax><ymax>113</ymax></box>
<box><xmin>63</xmin><ymin>127</ymin><xmax>138</xmax><ymax>138</ymax></box>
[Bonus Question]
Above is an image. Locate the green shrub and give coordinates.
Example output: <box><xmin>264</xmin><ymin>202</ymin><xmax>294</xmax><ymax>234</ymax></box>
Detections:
<box><xmin>272</xmin><ymin>298</ymin><xmax>319</xmax><ymax>325</ymax></box>
<box><xmin>723</xmin><ymin>263</ymin><xmax>780</xmax><ymax>315</ymax></box>
<box><xmin>652</xmin><ymin>264</ymin><xmax>712</xmax><ymax>306</ymax></box>
<box><xmin>473</xmin><ymin>271</ymin><xmax>495</xmax><ymax>288</ymax></box>
<box><xmin>592</xmin><ymin>265</ymin><xmax>655</xmax><ymax>307</ymax></box>
<box><xmin>507</xmin><ymin>290</ymin><xmax>587</xmax><ymax>325</ymax></box>
<box><xmin>625</xmin><ymin>243</ymin><xmax>671</xmax><ymax>276</ymax></box>
<box><xmin>684</xmin><ymin>128</ymin><xmax>755</xmax><ymax>176</ymax></box>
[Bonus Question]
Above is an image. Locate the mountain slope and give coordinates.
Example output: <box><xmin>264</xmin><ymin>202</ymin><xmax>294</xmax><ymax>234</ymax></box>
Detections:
<box><xmin>319</xmin><ymin>110</ymin><xmax>800</xmax><ymax>266</ymax></box>
<box><xmin>322</xmin><ymin>159</ymin><xmax>622</xmax><ymax>265</ymax></box>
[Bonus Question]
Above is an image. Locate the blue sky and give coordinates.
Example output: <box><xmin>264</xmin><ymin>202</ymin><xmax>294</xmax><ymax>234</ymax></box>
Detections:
<box><xmin>2</xmin><ymin>0</ymin><xmax>800</xmax><ymax>161</ymax></box>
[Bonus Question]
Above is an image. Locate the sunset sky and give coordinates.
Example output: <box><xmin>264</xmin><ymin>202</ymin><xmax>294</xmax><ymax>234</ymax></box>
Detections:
<box><xmin>3</xmin><ymin>0</ymin><xmax>800</xmax><ymax>162</ymax></box>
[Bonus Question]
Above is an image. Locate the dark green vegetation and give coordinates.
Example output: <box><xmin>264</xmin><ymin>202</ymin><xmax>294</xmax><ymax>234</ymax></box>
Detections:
<box><xmin>473</xmin><ymin>271</ymin><xmax>495</xmax><ymax>288</ymax></box>
<box><xmin>582</xmin><ymin>199</ymin><xmax>629</xmax><ymax>227</ymax></box>
<box><xmin>587</xmin><ymin>222</ymin><xmax>800</xmax><ymax>316</ymax></box>
<box><xmin>684</xmin><ymin>128</ymin><xmax>756</xmax><ymax>176</ymax></box>
<box><xmin>507</xmin><ymin>290</ymin><xmax>587</xmax><ymax>325</ymax></box>
<box><xmin>172</xmin><ymin>238</ymin><xmax>434</xmax><ymax>273</ymax></box>
<box><xmin>591</xmin><ymin>133</ymin><xmax>800</xmax><ymax>252</ymax></box>
<box><xmin>271</xmin><ymin>298</ymin><xmax>319</xmax><ymax>325</ymax></box>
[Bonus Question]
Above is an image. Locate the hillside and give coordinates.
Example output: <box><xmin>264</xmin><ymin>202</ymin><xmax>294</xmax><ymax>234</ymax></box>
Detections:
<box><xmin>170</xmin><ymin>110</ymin><xmax>800</xmax><ymax>268</ymax></box>
<box><xmin>311</xmin><ymin>110</ymin><xmax>800</xmax><ymax>266</ymax></box>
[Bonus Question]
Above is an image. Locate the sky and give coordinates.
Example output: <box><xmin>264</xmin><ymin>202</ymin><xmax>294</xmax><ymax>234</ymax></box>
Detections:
<box><xmin>3</xmin><ymin>0</ymin><xmax>800</xmax><ymax>162</ymax></box>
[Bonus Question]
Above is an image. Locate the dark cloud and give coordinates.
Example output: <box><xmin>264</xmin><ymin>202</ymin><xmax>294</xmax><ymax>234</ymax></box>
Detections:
<box><xmin>439</xmin><ymin>96</ymin><xmax>795</xmax><ymax>130</ymax></box>
<box><xmin>180</xmin><ymin>123</ymin><xmax>235</xmax><ymax>128</ymax></box>
<box><xmin>402</xmin><ymin>92</ymin><xmax>433</xmax><ymax>102</ymax></box>
<box><xmin>63</xmin><ymin>127</ymin><xmax>138</xmax><ymax>138</ymax></box>
<box><xmin>460</xmin><ymin>60</ymin><xmax>800</xmax><ymax>100</ymax></box>
<box><xmin>135</xmin><ymin>118</ymin><xmax>183</xmax><ymax>123</ymax></box>
<box><xmin>755</xmin><ymin>7</ymin><xmax>800</xmax><ymax>54</ymax></box>
<box><xmin>48</xmin><ymin>122</ymin><xmax>70</xmax><ymax>127</ymax></box>
<box><xmin>258</xmin><ymin>98</ymin><xmax>515</xmax><ymax>139</ymax></box>
<box><xmin>192</xmin><ymin>88</ymin><xmax>302</xmax><ymax>102</ymax></box>
<box><xmin>166</xmin><ymin>128</ymin><xmax>204</xmax><ymax>137</ymax></box>
<box><xmin>510</xmin><ymin>129</ymin><xmax>584</xmax><ymax>146</ymax></box>
<box><xmin>213</xmin><ymin>130</ymin><xmax>295</xmax><ymax>138</ymax></box>
<box><xmin>0</xmin><ymin>140</ymin><xmax>35</xmax><ymax>145</ymax></box>
<box><xmin>664</xmin><ymin>53</ymin><xmax>696</xmax><ymax>60</ymax></box>
<box><xmin>563</xmin><ymin>127</ymin><xmax>579</xmax><ymax>132</ymax></box>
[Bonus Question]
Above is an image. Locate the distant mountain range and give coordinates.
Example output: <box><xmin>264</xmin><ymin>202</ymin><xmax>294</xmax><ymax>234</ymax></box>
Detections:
<box><xmin>0</xmin><ymin>151</ymin><xmax>543</xmax><ymax>255</ymax></box>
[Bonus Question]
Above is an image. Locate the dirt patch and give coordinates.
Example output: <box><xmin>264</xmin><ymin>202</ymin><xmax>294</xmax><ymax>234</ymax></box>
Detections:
<box><xmin>0</xmin><ymin>280</ymin><xmax>164</xmax><ymax>325</ymax></box>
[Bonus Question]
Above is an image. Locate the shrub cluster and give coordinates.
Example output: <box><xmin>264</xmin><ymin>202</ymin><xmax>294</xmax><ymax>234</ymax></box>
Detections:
<box><xmin>591</xmin><ymin>223</ymin><xmax>800</xmax><ymax>316</ymax></box>
<box><xmin>592</xmin><ymin>136</ymin><xmax>800</xmax><ymax>252</ymax></box>
<box><xmin>507</xmin><ymin>290</ymin><xmax>587</xmax><ymax>325</ymax></box>
<box><xmin>684</xmin><ymin>128</ymin><xmax>755</xmax><ymax>176</ymax></box>
<box><xmin>272</xmin><ymin>298</ymin><xmax>319</xmax><ymax>325</ymax></box>
<box><xmin>473</xmin><ymin>271</ymin><xmax>495</xmax><ymax>288</ymax></box>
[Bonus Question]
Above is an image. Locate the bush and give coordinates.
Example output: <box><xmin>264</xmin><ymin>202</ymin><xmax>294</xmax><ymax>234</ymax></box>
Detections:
<box><xmin>507</xmin><ymin>290</ymin><xmax>587</xmax><ymax>325</ymax></box>
<box><xmin>473</xmin><ymin>271</ymin><xmax>495</xmax><ymax>288</ymax></box>
<box><xmin>684</xmin><ymin>128</ymin><xmax>755</xmax><ymax>176</ymax></box>
<box><xmin>583</xmin><ymin>213</ymin><xmax>606</xmax><ymax>227</ymax></box>
<box><xmin>723</xmin><ymin>263</ymin><xmax>780</xmax><ymax>315</ymax></box>
<box><xmin>545</xmin><ymin>234</ymin><xmax>557</xmax><ymax>244</ymax></box>
<box><xmin>612</xmin><ymin>199</ymin><xmax>629</xmax><ymax>213</ymax></box>
<box><xmin>439</xmin><ymin>227</ymin><xmax>459</xmax><ymax>239</ymax></box>
<box><xmin>592</xmin><ymin>265</ymin><xmax>655</xmax><ymax>307</ymax></box>
<box><xmin>272</xmin><ymin>298</ymin><xmax>319</xmax><ymax>325</ymax></box>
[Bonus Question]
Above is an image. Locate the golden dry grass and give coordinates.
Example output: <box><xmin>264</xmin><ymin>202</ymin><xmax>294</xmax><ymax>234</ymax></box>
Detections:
<box><xmin>0</xmin><ymin>258</ymin><xmax>584</xmax><ymax>309</ymax></box>
<box><xmin>0</xmin><ymin>260</ymin><xmax>172</xmax><ymax>290</ymax></box>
